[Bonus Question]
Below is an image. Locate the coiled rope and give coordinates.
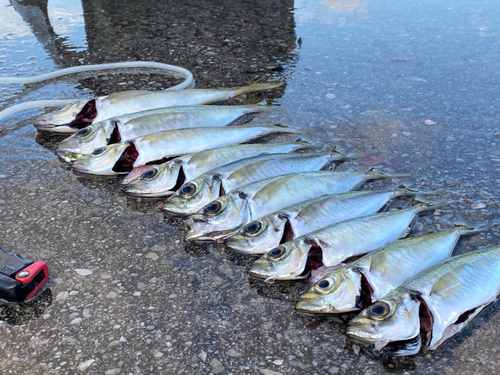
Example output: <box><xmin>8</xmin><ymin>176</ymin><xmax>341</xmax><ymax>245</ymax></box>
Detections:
<box><xmin>0</xmin><ymin>61</ymin><xmax>195</xmax><ymax>122</ymax></box>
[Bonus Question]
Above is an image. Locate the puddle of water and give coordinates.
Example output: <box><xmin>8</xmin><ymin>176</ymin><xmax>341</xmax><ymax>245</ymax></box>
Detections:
<box><xmin>0</xmin><ymin>0</ymin><xmax>499</xmax><ymax>374</ymax></box>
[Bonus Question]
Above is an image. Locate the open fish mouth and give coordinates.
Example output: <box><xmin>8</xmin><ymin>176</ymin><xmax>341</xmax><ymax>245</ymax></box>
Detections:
<box><xmin>34</xmin><ymin>100</ymin><xmax>97</xmax><ymax>132</ymax></box>
<box><xmin>56</xmin><ymin>150</ymin><xmax>85</xmax><ymax>163</ymax></box>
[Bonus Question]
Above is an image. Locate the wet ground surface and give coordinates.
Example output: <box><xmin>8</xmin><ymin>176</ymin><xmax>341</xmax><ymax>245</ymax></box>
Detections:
<box><xmin>0</xmin><ymin>0</ymin><xmax>499</xmax><ymax>374</ymax></box>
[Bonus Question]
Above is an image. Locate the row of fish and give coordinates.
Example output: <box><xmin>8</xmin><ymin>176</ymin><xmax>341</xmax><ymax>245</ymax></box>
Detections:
<box><xmin>35</xmin><ymin>82</ymin><xmax>500</xmax><ymax>357</ymax></box>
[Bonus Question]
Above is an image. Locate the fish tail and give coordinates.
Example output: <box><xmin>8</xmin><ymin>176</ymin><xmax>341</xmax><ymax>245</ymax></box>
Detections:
<box><xmin>392</xmin><ymin>183</ymin><xmax>440</xmax><ymax>197</ymax></box>
<box><xmin>248</xmin><ymin>101</ymin><xmax>286</xmax><ymax>114</ymax></box>
<box><xmin>412</xmin><ymin>197</ymin><xmax>452</xmax><ymax>213</ymax></box>
<box><xmin>453</xmin><ymin>222</ymin><xmax>497</xmax><ymax>235</ymax></box>
<box><xmin>318</xmin><ymin>145</ymin><xmax>359</xmax><ymax>161</ymax></box>
<box><xmin>366</xmin><ymin>166</ymin><xmax>410</xmax><ymax>180</ymax></box>
<box><xmin>230</xmin><ymin>81</ymin><xmax>284</xmax><ymax>97</ymax></box>
<box><xmin>268</xmin><ymin>124</ymin><xmax>303</xmax><ymax>134</ymax></box>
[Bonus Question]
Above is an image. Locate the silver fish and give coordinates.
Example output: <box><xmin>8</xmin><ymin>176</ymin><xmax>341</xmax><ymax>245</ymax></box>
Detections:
<box><xmin>295</xmin><ymin>224</ymin><xmax>490</xmax><ymax>315</ymax></box>
<box><xmin>56</xmin><ymin>104</ymin><xmax>275</xmax><ymax>162</ymax></box>
<box><xmin>162</xmin><ymin>150</ymin><xmax>349</xmax><ymax>214</ymax></box>
<box><xmin>71</xmin><ymin>124</ymin><xmax>301</xmax><ymax>176</ymax></box>
<box><xmin>184</xmin><ymin>169</ymin><xmax>407</xmax><ymax>242</ymax></box>
<box><xmin>34</xmin><ymin>82</ymin><xmax>282</xmax><ymax>133</ymax></box>
<box><xmin>226</xmin><ymin>186</ymin><xmax>423</xmax><ymax>255</ymax></box>
<box><xmin>346</xmin><ymin>243</ymin><xmax>500</xmax><ymax>356</ymax></box>
<box><xmin>249</xmin><ymin>202</ymin><xmax>446</xmax><ymax>282</ymax></box>
<box><xmin>123</xmin><ymin>142</ymin><xmax>311</xmax><ymax>196</ymax></box>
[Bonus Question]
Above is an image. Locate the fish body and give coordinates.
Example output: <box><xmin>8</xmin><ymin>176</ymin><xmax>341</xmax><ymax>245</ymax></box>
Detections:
<box><xmin>163</xmin><ymin>150</ymin><xmax>349</xmax><ymax>214</ymax></box>
<box><xmin>295</xmin><ymin>225</ymin><xmax>489</xmax><ymax>315</ymax></box>
<box><xmin>226</xmin><ymin>186</ymin><xmax>422</xmax><ymax>255</ymax></box>
<box><xmin>34</xmin><ymin>82</ymin><xmax>282</xmax><ymax>133</ymax></box>
<box><xmin>184</xmin><ymin>169</ymin><xmax>407</xmax><ymax>242</ymax></box>
<box><xmin>346</xmin><ymin>244</ymin><xmax>500</xmax><ymax>355</ymax></box>
<box><xmin>123</xmin><ymin>142</ymin><xmax>310</xmax><ymax>196</ymax></box>
<box><xmin>71</xmin><ymin>124</ymin><xmax>300</xmax><ymax>176</ymax></box>
<box><xmin>56</xmin><ymin>104</ymin><xmax>274</xmax><ymax>162</ymax></box>
<box><xmin>249</xmin><ymin>203</ymin><xmax>445</xmax><ymax>282</ymax></box>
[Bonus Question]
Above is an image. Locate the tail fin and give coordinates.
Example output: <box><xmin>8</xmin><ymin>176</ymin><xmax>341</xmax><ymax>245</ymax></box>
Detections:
<box><xmin>250</xmin><ymin>102</ymin><xmax>286</xmax><ymax>114</ymax></box>
<box><xmin>230</xmin><ymin>81</ymin><xmax>284</xmax><ymax>98</ymax></box>
<box><xmin>452</xmin><ymin>214</ymin><xmax>497</xmax><ymax>235</ymax></box>
<box><xmin>412</xmin><ymin>197</ymin><xmax>451</xmax><ymax>213</ymax></box>
<box><xmin>366</xmin><ymin>166</ymin><xmax>410</xmax><ymax>180</ymax></box>
<box><xmin>454</xmin><ymin>223</ymin><xmax>496</xmax><ymax>235</ymax></box>
<box><xmin>318</xmin><ymin>145</ymin><xmax>359</xmax><ymax>161</ymax></box>
<box><xmin>392</xmin><ymin>183</ymin><xmax>439</xmax><ymax>197</ymax></box>
<box><xmin>267</xmin><ymin>124</ymin><xmax>303</xmax><ymax>134</ymax></box>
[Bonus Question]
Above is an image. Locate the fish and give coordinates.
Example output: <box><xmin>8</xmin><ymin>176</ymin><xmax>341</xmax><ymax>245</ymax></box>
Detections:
<box><xmin>295</xmin><ymin>224</ymin><xmax>491</xmax><ymax>315</ymax></box>
<box><xmin>162</xmin><ymin>149</ymin><xmax>350</xmax><ymax>214</ymax></box>
<box><xmin>183</xmin><ymin>168</ymin><xmax>408</xmax><ymax>242</ymax></box>
<box><xmin>33</xmin><ymin>82</ymin><xmax>283</xmax><ymax>133</ymax></box>
<box><xmin>55</xmin><ymin>104</ymin><xmax>276</xmax><ymax>162</ymax></box>
<box><xmin>346</xmin><ymin>243</ymin><xmax>500</xmax><ymax>356</ymax></box>
<box><xmin>226</xmin><ymin>185</ymin><xmax>425</xmax><ymax>255</ymax></box>
<box><xmin>248</xmin><ymin>202</ymin><xmax>447</xmax><ymax>282</ymax></box>
<box><xmin>71</xmin><ymin>124</ymin><xmax>301</xmax><ymax>176</ymax></box>
<box><xmin>123</xmin><ymin>141</ymin><xmax>311</xmax><ymax>196</ymax></box>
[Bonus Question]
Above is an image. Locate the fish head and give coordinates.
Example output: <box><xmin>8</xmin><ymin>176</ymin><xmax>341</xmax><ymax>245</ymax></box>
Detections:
<box><xmin>248</xmin><ymin>238</ymin><xmax>311</xmax><ymax>281</ymax></box>
<box><xmin>225</xmin><ymin>214</ymin><xmax>288</xmax><ymax>254</ymax></box>
<box><xmin>71</xmin><ymin>142</ymin><xmax>130</xmax><ymax>176</ymax></box>
<box><xmin>124</xmin><ymin>162</ymin><xmax>177</xmax><ymax>197</ymax></box>
<box><xmin>184</xmin><ymin>193</ymin><xmax>250</xmax><ymax>242</ymax></box>
<box><xmin>162</xmin><ymin>175</ymin><xmax>221</xmax><ymax>215</ymax></box>
<box><xmin>295</xmin><ymin>268</ymin><xmax>362</xmax><ymax>314</ymax></box>
<box><xmin>56</xmin><ymin>120</ymin><xmax>115</xmax><ymax>162</ymax></box>
<box><xmin>346</xmin><ymin>293</ymin><xmax>421</xmax><ymax>353</ymax></box>
<box><xmin>33</xmin><ymin>100</ymin><xmax>89</xmax><ymax>132</ymax></box>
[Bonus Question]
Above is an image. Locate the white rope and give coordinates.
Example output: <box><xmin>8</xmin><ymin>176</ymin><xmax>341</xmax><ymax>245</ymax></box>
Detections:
<box><xmin>0</xmin><ymin>61</ymin><xmax>195</xmax><ymax>122</ymax></box>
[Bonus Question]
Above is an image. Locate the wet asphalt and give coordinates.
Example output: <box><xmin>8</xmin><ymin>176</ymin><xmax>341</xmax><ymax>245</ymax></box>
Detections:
<box><xmin>0</xmin><ymin>0</ymin><xmax>499</xmax><ymax>374</ymax></box>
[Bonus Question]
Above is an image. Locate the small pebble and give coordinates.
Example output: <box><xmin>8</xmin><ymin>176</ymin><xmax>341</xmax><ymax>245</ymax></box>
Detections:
<box><xmin>471</xmin><ymin>202</ymin><xmax>486</xmax><ymax>209</ymax></box>
<box><xmin>145</xmin><ymin>252</ymin><xmax>159</xmax><ymax>261</ymax></box>
<box><xmin>56</xmin><ymin>292</ymin><xmax>69</xmax><ymax>301</ymax></box>
<box><xmin>75</xmin><ymin>269</ymin><xmax>93</xmax><ymax>276</ymax></box>
<box><xmin>76</xmin><ymin>359</ymin><xmax>95</xmax><ymax>371</ymax></box>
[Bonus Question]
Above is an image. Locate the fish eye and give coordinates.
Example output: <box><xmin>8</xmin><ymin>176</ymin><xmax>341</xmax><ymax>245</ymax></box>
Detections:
<box><xmin>316</xmin><ymin>277</ymin><xmax>336</xmax><ymax>292</ymax></box>
<box><xmin>179</xmin><ymin>183</ymin><xmax>196</xmax><ymax>196</ymax></box>
<box><xmin>92</xmin><ymin>146</ymin><xmax>107</xmax><ymax>155</ymax></box>
<box><xmin>203</xmin><ymin>200</ymin><xmax>222</xmax><ymax>215</ymax></box>
<box><xmin>141</xmin><ymin>168</ymin><xmax>158</xmax><ymax>180</ymax></box>
<box><xmin>76</xmin><ymin>128</ymin><xmax>91</xmax><ymax>137</ymax></box>
<box><xmin>243</xmin><ymin>221</ymin><xmax>262</xmax><ymax>236</ymax></box>
<box><xmin>369</xmin><ymin>301</ymin><xmax>391</xmax><ymax>319</ymax></box>
<box><xmin>268</xmin><ymin>246</ymin><xmax>286</xmax><ymax>259</ymax></box>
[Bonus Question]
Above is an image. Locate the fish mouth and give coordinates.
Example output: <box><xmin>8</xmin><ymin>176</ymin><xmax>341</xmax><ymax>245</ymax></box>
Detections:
<box><xmin>56</xmin><ymin>149</ymin><xmax>84</xmax><ymax>163</ymax></box>
<box><xmin>225</xmin><ymin>238</ymin><xmax>251</xmax><ymax>253</ymax></box>
<box><xmin>248</xmin><ymin>266</ymin><xmax>274</xmax><ymax>280</ymax></box>
<box><xmin>33</xmin><ymin>123</ymin><xmax>77</xmax><ymax>134</ymax></box>
<box><xmin>184</xmin><ymin>229</ymin><xmax>209</xmax><ymax>242</ymax></box>
<box><xmin>345</xmin><ymin>324</ymin><xmax>378</xmax><ymax>345</ymax></box>
<box><xmin>295</xmin><ymin>297</ymin><xmax>329</xmax><ymax>315</ymax></box>
<box><xmin>124</xmin><ymin>188</ymin><xmax>175</xmax><ymax>198</ymax></box>
<box><xmin>163</xmin><ymin>203</ymin><xmax>191</xmax><ymax>215</ymax></box>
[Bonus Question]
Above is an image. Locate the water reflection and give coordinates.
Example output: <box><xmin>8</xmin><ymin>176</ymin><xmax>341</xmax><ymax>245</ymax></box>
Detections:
<box><xmin>47</xmin><ymin>0</ymin><xmax>87</xmax><ymax>51</ymax></box>
<box><xmin>7</xmin><ymin>0</ymin><xmax>298</xmax><ymax>91</ymax></box>
<box><xmin>295</xmin><ymin>0</ymin><xmax>368</xmax><ymax>25</ymax></box>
